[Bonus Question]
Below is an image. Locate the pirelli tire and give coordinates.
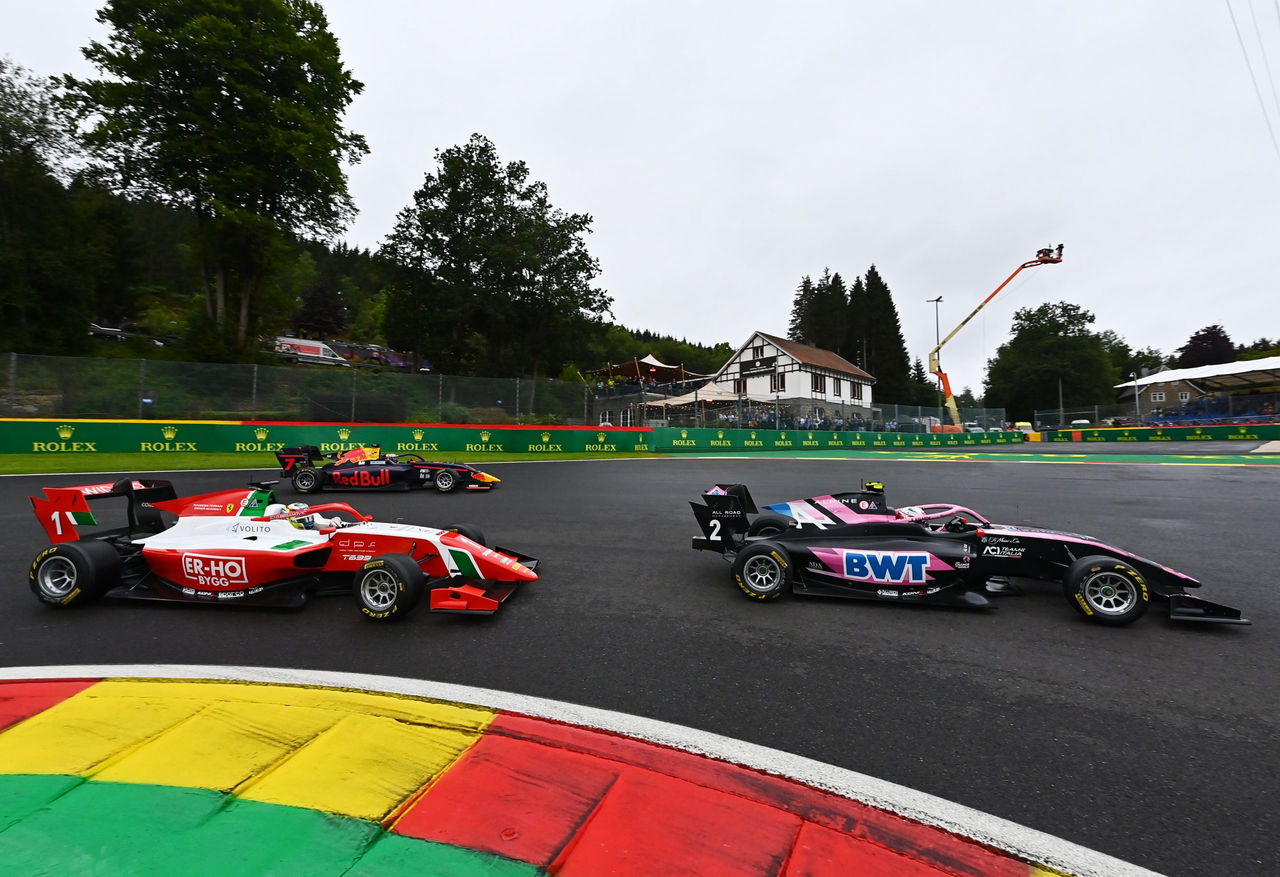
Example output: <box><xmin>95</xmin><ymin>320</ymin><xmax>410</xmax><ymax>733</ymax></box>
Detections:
<box><xmin>446</xmin><ymin>523</ymin><xmax>486</xmax><ymax>546</ymax></box>
<box><xmin>292</xmin><ymin>467</ymin><xmax>322</xmax><ymax>494</ymax></box>
<box><xmin>731</xmin><ymin>542</ymin><xmax>791</xmax><ymax>601</ymax></box>
<box><xmin>434</xmin><ymin>468</ymin><xmax>458</xmax><ymax>493</ymax></box>
<box><xmin>746</xmin><ymin>513</ymin><xmax>793</xmax><ymax>539</ymax></box>
<box><xmin>29</xmin><ymin>541</ymin><xmax>121</xmax><ymax>608</ymax></box>
<box><xmin>1063</xmin><ymin>555</ymin><xmax>1150</xmax><ymax>626</ymax></box>
<box><xmin>354</xmin><ymin>554</ymin><xmax>426</xmax><ymax>621</ymax></box>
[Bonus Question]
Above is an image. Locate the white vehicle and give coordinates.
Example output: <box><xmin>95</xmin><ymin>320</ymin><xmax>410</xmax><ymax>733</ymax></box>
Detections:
<box><xmin>274</xmin><ymin>337</ymin><xmax>351</xmax><ymax>367</ymax></box>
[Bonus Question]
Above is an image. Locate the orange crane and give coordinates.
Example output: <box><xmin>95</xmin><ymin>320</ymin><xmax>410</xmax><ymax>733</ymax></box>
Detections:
<box><xmin>928</xmin><ymin>245</ymin><xmax>1064</xmax><ymax>427</ymax></box>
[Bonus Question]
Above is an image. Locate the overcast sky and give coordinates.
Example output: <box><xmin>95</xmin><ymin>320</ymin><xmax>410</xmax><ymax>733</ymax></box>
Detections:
<box><xmin>5</xmin><ymin>1</ymin><xmax>1279</xmax><ymax>389</ymax></box>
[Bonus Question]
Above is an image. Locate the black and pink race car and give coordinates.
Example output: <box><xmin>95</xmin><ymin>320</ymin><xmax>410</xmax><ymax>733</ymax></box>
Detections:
<box><xmin>276</xmin><ymin>445</ymin><xmax>499</xmax><ymax>494</ymax></box>
<box><xmin>28</xmin><ymin>478</ymin><xmax>536</xmax><ymax>622</ymax></box>
<box><xmin>690</xmin><ymin>482</ymin><xmax>1248</xmax><ymax>627</ymax></box>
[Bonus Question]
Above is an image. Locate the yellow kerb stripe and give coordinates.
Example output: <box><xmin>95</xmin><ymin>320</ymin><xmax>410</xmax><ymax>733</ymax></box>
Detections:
<box><xmin>0</xmin><ymin>679</ymin><xmax>495</xmax><ymax>822</ymax></box>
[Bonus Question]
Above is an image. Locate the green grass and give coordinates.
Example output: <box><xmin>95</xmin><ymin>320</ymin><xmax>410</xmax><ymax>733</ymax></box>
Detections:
<box><xmin>0</xmin><ymin>451</ymin><xmax>660</xmax><ymax>476</ymax></box>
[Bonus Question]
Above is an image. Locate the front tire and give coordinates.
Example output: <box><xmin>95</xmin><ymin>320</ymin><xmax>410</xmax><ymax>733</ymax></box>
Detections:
<box><xmin>354</xmin><ymin>554</ymin><xmax>425</xmax><ymax>621</ymax></box>
<box><xmin>29</xmin><ymin>541</ymin><xmax>121</xmax><ymax>607</ymax></box>
<box><xmin>1063</xmin><ymin>555</ymin><xmax>1149</xmax><ymax>626</ymax></box>
<box><xmin>446</xmin><ymin>523</ymin><xmax>486</xmax><ymax>546</ymax></box>
<box><xmin>434</xmin><ymin>469</ymin><xmax>457</xmax><ymax>493</ymax></box>
<box><xmin>731</xmin><ymin>543</ymin><xmax>790</xmax><ymax>601</ymax></box>
<box><xmin>292</xmin><ymin>467</ymin><xmax>322</xmax><ymax>494</ymax></box>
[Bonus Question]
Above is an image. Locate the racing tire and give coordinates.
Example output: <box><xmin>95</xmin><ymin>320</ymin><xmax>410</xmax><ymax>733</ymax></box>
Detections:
<box><xmin>292</xmin><ymin>467</ymin><xmax>322</xmax><ymax>494</ymax></box>
<box><xmin>434</xmin><ymin>469</ymin><xmax>458</xmax><ymax>493</ymax></box>
<box><xmin>28</xmin><ymin>541</ymin><xmax>121</xmax><ymax>608</ymax></box>
<box><xmin>747</xmin><ymin>513</ymin><xmax>793</xmax><ymax>539</ymax></box>
<box><xmin>1063</xmin><ymin>555</ymin><xmax>1150</xmax><ymax>626</ymax></box>
<box><xmin>354</xmin><ymin>554</ymin><xmax>425</xmax><ymax>622</ymax></box>
<box><xmin>731</xmin><ymin>543</ymin><xmax>790</xmax><ymax>601</ymax></box>
<box><xmin>446</xmin><ymin>523</ymin><xmax>486</xmax><ymax>546</ymax></box>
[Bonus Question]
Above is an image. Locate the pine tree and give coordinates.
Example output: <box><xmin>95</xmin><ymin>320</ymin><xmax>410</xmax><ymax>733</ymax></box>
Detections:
<box><xmin>787</xmin><ymin>275</ymin><xmax>816</xmax><ymax>343</ymax></box>
<box><xmin>861</xmin><ymin>265</ymin><xmax>912</xmax><ymax>402</ymax></box>
<box><xmin>841</xmin><ymin>275</ymin><xmax>868</xmax><ymax>366</ymax></box>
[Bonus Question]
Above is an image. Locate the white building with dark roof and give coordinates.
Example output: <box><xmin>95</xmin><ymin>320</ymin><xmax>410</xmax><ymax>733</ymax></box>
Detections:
<box><xmin>711</xmin><ymin>331</ymin><xmax>875</xmax><ymax>411</ymax></box>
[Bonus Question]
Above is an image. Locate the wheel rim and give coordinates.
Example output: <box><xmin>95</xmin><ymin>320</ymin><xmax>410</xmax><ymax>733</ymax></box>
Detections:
<box><xmin>743</xmin><ymin>555</ymin><xmax>782</xmax><ymax>593</ymax></box>
<box><xmin>436</xmin><ymin>471</ymin><xmax>455</xmax><ymax>490</ymax></box>
<box><xmin>296</xmin><ymin>471</ymin><xmax>316</xmax><ymax>490</ymax></box>
<box><xmin>38</xmin><ymin>557</ymin><xmax>78</xmax><ymax>597</ymax></box>
<box><xmin>1083</xmin><ymin>571</ymin><xmax>1138</xmax><ymax>615</ymax></box>
<box><xmin>360</xmin><ymin>569</ymin><xmax>398</xmax><ymax>610</ymax></box>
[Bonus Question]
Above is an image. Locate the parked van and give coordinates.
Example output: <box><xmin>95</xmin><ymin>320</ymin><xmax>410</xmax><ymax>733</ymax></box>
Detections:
<box><xmin>274</xmin><ymin>337</ymin><xmax>351</xmax><ymax>367</ymax></box>
<box><xmin>1013</xmin><ymin>421</ymin><xmax>1035</xmax><ymax>434</ymax></box>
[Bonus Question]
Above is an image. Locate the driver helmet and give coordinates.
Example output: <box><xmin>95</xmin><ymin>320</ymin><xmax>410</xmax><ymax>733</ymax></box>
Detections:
<box><xmin>263</xmin><ymin>503</ymin><xmax>288</xmax><ymax>520</ymax></box>
<box><xmin>286</xmin><ymin>502</ymin><xmax>319</xmax><ymax>529</ymax></box>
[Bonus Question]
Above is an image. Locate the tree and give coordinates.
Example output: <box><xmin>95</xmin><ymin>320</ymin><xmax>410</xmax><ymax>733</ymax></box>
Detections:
<box><xmin>842</xmin><ymin>275</ymin><xmax>868</xmax><ymax>367</ymax></box>
<box><xmin>983</xmin><ymin>302</ymin><xmax>1114</xmax><ymax>420</ymax></box>
<box><xmin>1238</xmin><ymin>337</ymin><xmax>1280</xmax><ymax>360</ymax></box>
<box><xmin>908</xmin><ymin>357</ymin><xmax>939</xmax><ymax>407</ymax></box>
<box><xmin>859</xmin><ymin>265</ymin><xmax>912</xmax><ymax>403</ymax></box>
<box><xmin>1175</xmin><ymin>325</ymin><xmax>1235</xmax><ymax>368</ymax></box>
<box><xmin>381</xmin><ymin>134</ymin><xmax>610</xmax><ymax>377</ymax></box>
<box><xmin>787</xmin><ymin>276</ymin><xmax>816</xmax><ymax>344</ymax></box>
<box><xmin>0</xmin><ymin>58</ymin><xmax>94</xmax><ymax>354</ymax></box>
<box><xmin>63</xmin><ymin>0</ymin><xmax>367</xmax><ymax>355</ymax></box>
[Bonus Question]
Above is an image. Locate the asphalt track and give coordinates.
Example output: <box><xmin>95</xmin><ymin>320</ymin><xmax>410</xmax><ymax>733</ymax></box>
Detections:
<box><xmin>2</xmin><ymin>450</ymin><xmax>1277</xmax><ymax>876</ymax></box>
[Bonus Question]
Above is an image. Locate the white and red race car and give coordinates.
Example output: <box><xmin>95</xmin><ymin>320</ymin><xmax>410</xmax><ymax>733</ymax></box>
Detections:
<box><xmin>27</xmin><ymin>478</ymin><xmax>538</xmax><ymax>622</ymax></box>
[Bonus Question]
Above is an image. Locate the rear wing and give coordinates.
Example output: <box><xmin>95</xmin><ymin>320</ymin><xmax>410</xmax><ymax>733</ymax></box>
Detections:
<box><xmin>30</xmin><ymin>479</ymin><xmax>178</xmax><ymax>544</ymax></box>
<box><xmin>276</xmin><ymin>445</ymin><xmax>325</xmax><ymax>474</ymax></box>
<box><xmin>690</xmin><ymin>484</ymin><xmax>757</xmax><ymax>552</ymax></box>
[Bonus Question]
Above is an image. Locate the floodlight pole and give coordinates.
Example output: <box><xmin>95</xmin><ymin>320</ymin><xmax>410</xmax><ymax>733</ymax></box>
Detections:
<box><xmin>1131</xmin><ymin>372</ymin><xmax>1140</xmax><ymax>423</ymax></box>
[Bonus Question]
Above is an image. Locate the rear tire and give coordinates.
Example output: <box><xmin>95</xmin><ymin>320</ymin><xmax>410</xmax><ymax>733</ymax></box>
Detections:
<box><xmin>29</xmin><ymin>541</ymin><xmax>121</xmax><ymax>607</ymax></box>
<box><xmin>354</xmin><ymin>554</ymin><xmax>425</xmax><ymax>621</ymax></box>
<box><xmin>731</xmin><ymin>543</ymin><xmax>790</xmax><ymax>601</ymax></box>
<box><xmin>446</xmin><ymin>523</ymin><xmax>486</xmax><ymax>546</ymax></box>
<box><xmin>1063</xmin><ymin>555</ymin><xmax>1149</xmax><ymax>626</ymax></box>
<box><xmin>747</xmin><ymin>513</ymin><xmax>793</xmax><ymax>538</ymax></box>
<box><xmin>434</xmin><ymin>469</ymin><xmax>458</xmax><ymax>493</ymax></box>
<box><xmin>292</xmin><ymin>467</ymin><xmax>322</xmax><ymax>494</ymax></box>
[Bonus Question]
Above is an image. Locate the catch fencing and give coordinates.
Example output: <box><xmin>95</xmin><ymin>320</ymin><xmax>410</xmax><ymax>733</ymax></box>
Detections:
<box><xmin>2</xmin><ymin>353</ymin><xmax>592</xmax><ymax>425</ymax></box>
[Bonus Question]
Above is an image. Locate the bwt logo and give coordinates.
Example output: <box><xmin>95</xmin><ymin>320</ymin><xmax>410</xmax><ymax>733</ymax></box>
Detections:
<box><xmin>181</xmin><ymin>553</ymin><xmax>249</xmax><ymax>586</ymax></box>
<box><xmin>842</xmin><ymin>550</ymin><xmax>931</xmax><ymax>584</ymax></box>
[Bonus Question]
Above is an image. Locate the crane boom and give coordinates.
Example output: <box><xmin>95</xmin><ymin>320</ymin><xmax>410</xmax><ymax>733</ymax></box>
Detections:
<box><xmin>928</xmin><ymin>245</ymin><xmax>1063</xmax><ymax>428</ymax></box>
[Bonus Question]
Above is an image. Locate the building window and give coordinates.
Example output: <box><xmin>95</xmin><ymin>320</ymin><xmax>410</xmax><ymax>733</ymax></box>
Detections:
<box><xmin>1150</xmin><ymin>391</ymin><xmax>1166</xmax><ymax>402</ymax></box>
<box><xmin>770</xmin><ymin>371</ymin><xmax>785</xmax><ymax>393</ymax></box>
<box><xmin>1178</xmin><ymin>391</ymin><xmax>1190</xmax><ymax>402</ymax></box>
<box><xmin>833</xmin><ymin>378</ymin><xmax>842</xmax><ymax>397</ymax></box>
<box><xmin>734</xmin><ymin>378</ymin><xmax>746</xmax><ymax>394</ymax></box>
<box><xmin>851</xmin><ymin>382</ymin><xmax>863</xmax><ymax>400</ymax></box>
<box><xmin>752</xmin><ymin>345</ymin><xmax>764</xmax><ymax>360</ymax></box>
<box><xmin>811</xmin><ymin>373</ymin><xmax>826</xmax><ymax>394</ymax></box>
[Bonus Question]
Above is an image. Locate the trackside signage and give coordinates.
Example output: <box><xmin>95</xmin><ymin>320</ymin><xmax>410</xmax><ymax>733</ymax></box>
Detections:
<box><xmin>4</xmin><ymin>419</ymin><xmax>1277</xmax><ymax>458</ymax></box>
<box><xmin>649</xmin><ymin>427</ymin><xmax>1026</xmax><ymax>452</ymax></box>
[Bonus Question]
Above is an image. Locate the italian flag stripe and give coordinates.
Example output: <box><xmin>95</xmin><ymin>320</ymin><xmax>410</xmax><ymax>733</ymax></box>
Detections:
<box><xmin>447</xmin><ymin>548</ymin><xmax>482</xmax><ymax>579</ymax></box>
<box><xmin>68</xmin><ymin>511</ymin><xmax>96</xmax><ymax>526</ymax></box>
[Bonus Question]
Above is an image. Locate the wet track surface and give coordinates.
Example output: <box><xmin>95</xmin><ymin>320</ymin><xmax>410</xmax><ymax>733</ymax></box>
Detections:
<box><xmin>2</xmin><ymin>456</ymin><xmax>1277</xmax><ymax>876</ymax></box>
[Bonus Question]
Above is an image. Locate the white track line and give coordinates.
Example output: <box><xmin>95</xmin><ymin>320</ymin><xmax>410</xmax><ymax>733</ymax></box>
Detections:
<box><xmin>0</xmin><ymin>664</ymin><xmax>1160</xmax><ymax>877</ymax></box>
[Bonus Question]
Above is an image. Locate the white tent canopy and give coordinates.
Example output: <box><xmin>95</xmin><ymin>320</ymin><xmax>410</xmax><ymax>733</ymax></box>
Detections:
<box><xmin>648</xmin><ymin>383</ymin><xmax>780</xmax><ymax>407</ymax></box>
<box><xmin>1114</xmin><ymin>356</ymin><xmax>1280</xmax><ymax>391</ymax></box>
